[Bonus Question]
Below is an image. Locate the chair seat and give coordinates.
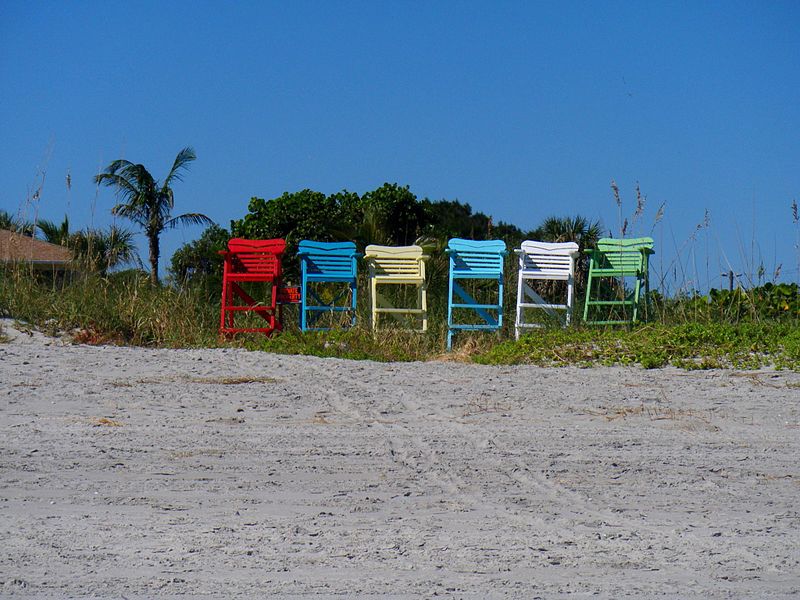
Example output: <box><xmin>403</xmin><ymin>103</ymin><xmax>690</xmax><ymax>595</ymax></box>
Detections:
<box><xmin>519</xmin><ymin>271</ymin><xmax>571</xmax><ymax>281</ymax></box>
<box><xmin>371</xmin><ymin>275</ymin><xmax>425</xmax><ymax>284</ymax></box>
<box><xmin>224</xmin><ymin>272</ymin><xmax>280</xmax><ymax>281</ymax></box>
<box><xmin>304</xmin><ymin>273</ymin><xmax>357</xmax><ymax>282</ymax></box>
<box><xmin>451</xmin><ymin>271</ymin><xmax>504</xmax><ymax>279</ymax></box>
<box><xmin>589</xmin><ymin>267</ymin><xmax>644</xmax><ymax>276</ymax></box>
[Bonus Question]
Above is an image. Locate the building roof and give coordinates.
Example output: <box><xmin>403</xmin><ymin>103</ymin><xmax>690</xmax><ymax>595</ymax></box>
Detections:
<box><xmin>0</xmin><ymin>229</ymin><xmax>73</xmax><ymax>266</ymax></box>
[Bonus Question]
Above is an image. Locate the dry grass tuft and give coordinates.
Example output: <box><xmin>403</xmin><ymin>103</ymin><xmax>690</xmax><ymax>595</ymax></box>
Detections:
<box><xmin>190</xmin><ymin>376</ymin><xmax>278</xmax><ymax>385</ymax></box>
<box><xmin>585</xmin><ymin>403</ymin><xmax>710</xmax><ymax>423</ymax></box>
<box><xmin>90</xmin><ymin>417</ymin><xmax>123</xmax><ymax>427</ymax></box>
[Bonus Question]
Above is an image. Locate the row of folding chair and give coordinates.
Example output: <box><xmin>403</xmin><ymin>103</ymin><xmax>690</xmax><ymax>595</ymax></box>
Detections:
<box><xmin>219</xmin><ymin>236</ymin><xmax>654</xmax><ymax>347</ymax></box>
<box><xmin>219</xmin><ymin>239</ymin><xmax>428</xmax><ymax>335</ymax></box>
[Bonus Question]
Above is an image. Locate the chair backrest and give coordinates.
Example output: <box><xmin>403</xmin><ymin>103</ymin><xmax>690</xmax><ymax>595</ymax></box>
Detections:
<box><xmin>447</xmin><ymin>238</ymin><xmax>506</xmax><ymax>276</ymax></box>
<box><xmin>225</xmin><ymin>238</ymin><xmax>286</xmax><ymax>276</ymax></box>
<box><xmin>594</xmin><ymin>237</ymin><xmax>654</xmax><ymax>272</ymax></box>
<box><xmin>518</xmin><ymin>240</ymin><xmax>578</xmax><ymax>276</ymax></box>
<box><xmin>298</xmin><ymin>240</ymin><xmax>358</xmax><ymax>278</ymax></box>
<box><xmin>364</xmin><ymin>244</ymin><xmax>425</xmax><ymax>278</ymax></box>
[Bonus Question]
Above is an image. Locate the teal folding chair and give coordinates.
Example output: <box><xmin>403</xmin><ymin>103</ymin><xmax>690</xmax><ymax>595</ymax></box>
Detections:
<box><xmin>446</xmin><ymin>238</ymin><xmax>507</xmax><ymax>349</ymax></box>
<box><xmin>298</xmin><ymin>240</ymin><xmax>360</xmax><ymax>331</ymax></box>
<box><xmin>583</xmin><ymin>237</ymin><xmax>654</xmax><ymax>325</ymax></box>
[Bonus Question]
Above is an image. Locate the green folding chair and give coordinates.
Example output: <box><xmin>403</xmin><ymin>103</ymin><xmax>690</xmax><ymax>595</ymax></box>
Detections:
<box><xmin>583</xmin><ymin>237</ymin><xmax>654</xmax><ymax>325</ymax></box>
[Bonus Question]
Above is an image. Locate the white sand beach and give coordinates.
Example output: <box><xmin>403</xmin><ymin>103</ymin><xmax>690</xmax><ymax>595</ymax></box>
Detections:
<box><xmin>1</xmin><ymin>320</ymin><xmax>798</xmax><ymax>598</ymax></box>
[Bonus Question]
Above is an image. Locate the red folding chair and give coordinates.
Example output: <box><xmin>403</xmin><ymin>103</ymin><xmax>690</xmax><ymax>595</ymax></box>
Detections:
<box><xmin>219</xmin><ymin>238</ymin><xmax>287</xmax><ymax>336</ymax></box>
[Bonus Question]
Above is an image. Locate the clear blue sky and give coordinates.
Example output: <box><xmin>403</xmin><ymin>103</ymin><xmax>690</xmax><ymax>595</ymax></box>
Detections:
<box><xmin>2</xmin><ymin>1</ymin><xmax>798</xmax><ymax>291</ymax></box>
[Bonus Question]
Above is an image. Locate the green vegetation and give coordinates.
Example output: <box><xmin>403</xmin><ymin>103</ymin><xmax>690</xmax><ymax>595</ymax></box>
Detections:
<box><xmin>478</xmin><ymin>322</ymin><xmax>800</xmax><ymax>370</ymax></box>
<box><xmin>36</xmin><ymin>215</ymin><xmax>138</xmax><ymax>275</ymax></box>
<box><xmin>2</xmin><ymin>260</ymin><xmax>798</xmax><ymax>370</ymax></box>
<box><xmin>3</xmin><ymin>178</ymin><xmax>798</xmax><ymax>370</ymax></box>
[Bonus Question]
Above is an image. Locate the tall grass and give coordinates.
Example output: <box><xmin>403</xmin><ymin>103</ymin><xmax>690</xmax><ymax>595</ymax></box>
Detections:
<box><xmin>2</xmin><ymin>261</ymin><xmax>798</xmax><ymax>370</ymax></box>
<box><xmin>0</xmin><ymin>266</ymin><xmax>220</xmax><ymax>347</ymax></box>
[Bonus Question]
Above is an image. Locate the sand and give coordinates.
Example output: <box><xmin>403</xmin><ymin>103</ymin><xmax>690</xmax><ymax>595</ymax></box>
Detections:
<box><xmin>1</xmin><ymin>319</ymin><xmax>799</xmax><ymax>598</ymax></box>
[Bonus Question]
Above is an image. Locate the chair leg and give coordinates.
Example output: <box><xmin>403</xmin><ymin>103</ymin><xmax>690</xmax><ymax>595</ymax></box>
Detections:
<box><xmin>583</xmin><ymin>274</ymin><xmax>593</xmax><ymax>322</ymax></box>
<box><xmin>220</xmin><ymin>278</ymin><xmax>228</xmax><ymax>332</ymax></box>
<box><xmin>497</xmin><ymin>276</ymin><xmax>504</xmax><ymax>328</ymax></box>
<box><xmin>370</xmin><ymin>279</ymin><xmax>377</xmax><ymax>331</ymax></box>
<box><xmin>566</xmin><ymin>274</ymin><xmax>574</xmax><ymax>327</ymax></box>
<box><xmin>300</xmin><ymin>277</ymin><xmax>308</xmax><ymax>332</ymax></box>
<box><xmin>515</xmin><ymin>271</ymin><xmax>524</xmax><ymax>340</ymax></box>
<box><xmin>350</xmin><ymin>280</ymin><xmax>357</xmax><ymax>327</ymax></box>
<box><xmin>421</xmin><ymin>283</ymin><xmax>428</xmax><ymax>332</ymax></box>
<box><xmin>447</xmin><ymin>274</ymin><xmax>455</xmax><ymax>349</ymax></box>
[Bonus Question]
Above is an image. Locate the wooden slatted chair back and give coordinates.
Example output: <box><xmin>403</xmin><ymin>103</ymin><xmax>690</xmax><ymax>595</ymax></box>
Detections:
<box><xmin>364</xmin><ymin>245</ymin><xmax>425</xmax><ymax>278</ymax></box>
<box><xmin>518</xmin><ymin>241</ymin><xmax>578</xmax><ymax>280</ymax></box>
<box><xmin>595</xmin><ymin>237</ymin><xmax>653</xmax><ymax>274</ymax></box>
<box><xmin>225</xmin><ymin>238</ymin><xmax>286</xmax><ymax>279</ymax></box>
<box><xmin>447</xmin><ymin>238</ymin><xmax>506</xmax><ymax>277</ymax></box>
<box><xmin>298</xmin><ymin>240</ymin><xmax>358</xmax><ymax>278</ymax></box>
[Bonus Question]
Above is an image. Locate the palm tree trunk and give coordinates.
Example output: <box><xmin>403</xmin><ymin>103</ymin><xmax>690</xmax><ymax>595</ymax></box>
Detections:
<box><xmin>149</xmin><ymin>233</ymin><xmax>160</xmax><ymax>286</ymax></box>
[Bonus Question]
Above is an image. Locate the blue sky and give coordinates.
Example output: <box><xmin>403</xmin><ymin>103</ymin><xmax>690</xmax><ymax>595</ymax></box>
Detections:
<box><xmin>1</xmin><ymin>1</ymin><xmax>798</xmax><ymax>291</ymax></box>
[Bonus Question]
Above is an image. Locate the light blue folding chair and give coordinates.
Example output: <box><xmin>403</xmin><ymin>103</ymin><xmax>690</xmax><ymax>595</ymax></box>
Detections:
<box><xmin>446</xmin><ymin>238</ymin><xmax>507</xmax><ymax>349</ymax></box>
<box><xmin>298</xmin><ymin>240</ymin><xmax>360</xmax><ymax>331</ymax></box>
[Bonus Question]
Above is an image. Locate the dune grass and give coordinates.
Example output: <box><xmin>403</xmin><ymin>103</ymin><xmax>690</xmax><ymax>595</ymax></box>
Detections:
<box><xmin>1</xmin><ymin>264</ymin><xmax>798</xmax><ymax>370</ymax></box>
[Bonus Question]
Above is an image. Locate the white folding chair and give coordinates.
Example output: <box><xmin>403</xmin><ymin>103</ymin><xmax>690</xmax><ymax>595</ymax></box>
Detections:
<box><xmin>514</xmin><ymin>240</ymin><xmax>579</xmax><ymax>339</ymax></box>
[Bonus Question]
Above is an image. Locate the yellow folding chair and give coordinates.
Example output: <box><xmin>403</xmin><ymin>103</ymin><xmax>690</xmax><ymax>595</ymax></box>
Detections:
<box><xmin>364</xmin><ymin>244</ymin><xmax>428</xmax><ymax>332</ymax></box>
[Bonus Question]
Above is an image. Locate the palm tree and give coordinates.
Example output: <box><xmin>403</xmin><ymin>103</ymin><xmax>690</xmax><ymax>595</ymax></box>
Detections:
<box><xmin>528</xmin><ymin>215</ymin><xmax>602</xmax><ymax>247</ymax></box>
<box><xmin>527</xmin><ymin>214</ymin><xmax>603</xmax><ymax>292</ymax></box>
<box><xmin>0</xmin><ymin>209</ymin><xmax>35</xmax><ymax>236</ymax></box>
<box><xmin>37</xmin><ymin>215</ymin><xmax>71</xmax><ymax>245</ymax></box>
<box><xmin>94</xmin><ymin>147</ymin><xmax>212</xmax><ymax>285</ymax></box>
<box><xmin>70</xmin><ymin>227</ymin><xmax>137</xmax><ymax>275</ymax></box>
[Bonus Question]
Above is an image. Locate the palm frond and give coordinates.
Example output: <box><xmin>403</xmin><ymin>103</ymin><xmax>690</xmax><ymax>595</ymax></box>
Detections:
<box><xmin>0</xmin><ymin>209</ymin><xmax>35</xmax><ymax>236</ymax></box>
<box><xmin>162</xmin><ymin>147</ymin><xmax>196</xmax><ymax>190</ymax></box>
<box><xmin>165</xmin><ymin>212</ymin><xmax>213</xmax><ymax>230</ymax></box>
<box><xmin>111</xmin><ymin>203</ymin><xmax>148</xmax><ymax>229</ymax></box>
<box><xmin>95</xmin><ymin>172</ymin><xmax>141</xmax><ymax>204</ymax></box>
<box><xmin>36</xmin><ymin>215</ymin><xmax>70</xmax><ymax>245</ymax></box>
